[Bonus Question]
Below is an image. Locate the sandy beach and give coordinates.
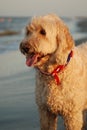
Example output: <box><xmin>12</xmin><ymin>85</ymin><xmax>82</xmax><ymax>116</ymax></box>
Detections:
<box><xmin>0</xmin><ymin>50</ymin><xmax>65</xmax><ymax>130</ymax></box>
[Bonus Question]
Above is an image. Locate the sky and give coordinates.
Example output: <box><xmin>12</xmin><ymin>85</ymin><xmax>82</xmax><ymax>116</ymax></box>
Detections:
<box><xmin>0</xmin><ymin>0</ymin><xmax>87</xmax><ymax>17</ymax></box>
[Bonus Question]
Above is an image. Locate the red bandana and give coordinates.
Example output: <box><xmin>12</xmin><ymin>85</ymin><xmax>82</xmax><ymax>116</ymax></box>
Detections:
<box><xmin>51</xmin><ymin>50</ymin><xmax>73</xmax><ymax>84</ymax></box>
<box><xmin>37</xmin><ymin>50</ymin><xmax>73</xmax><ymax>85</ymax></box>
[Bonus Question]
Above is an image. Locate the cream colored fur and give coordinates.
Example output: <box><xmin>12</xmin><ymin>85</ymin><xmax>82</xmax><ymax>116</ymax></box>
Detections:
<box><xmin>20</xmin><ymin>14</ymin><xmax>87</xmax><ymax>130</ymax></box>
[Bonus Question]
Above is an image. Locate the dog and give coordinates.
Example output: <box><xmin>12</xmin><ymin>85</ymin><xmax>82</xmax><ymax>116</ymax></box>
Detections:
<box><xmin>20</xmin><ymin>14</ymin><xmax>87</xmax><ymax>130</ymax></box>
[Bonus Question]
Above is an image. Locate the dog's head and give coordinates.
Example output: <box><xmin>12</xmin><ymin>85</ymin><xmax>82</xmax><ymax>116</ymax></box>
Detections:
<box><xmin>20</xmin><ymin>14</ymin><xmax>74</xmax><ymax>67</ymax></box>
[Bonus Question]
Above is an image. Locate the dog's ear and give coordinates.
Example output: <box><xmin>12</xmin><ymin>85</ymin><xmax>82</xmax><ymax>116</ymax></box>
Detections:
<box><xmin>56</xmin><ymin>19</ymin><xmax>75</xmax><ymax>53</ymax></box>
<box><xmin>63</xmin><ymin>25</ymin><xmax>74</xmax><ymax>51</ymax></box>
<box><xmin>54</xmin><ymin>18</ymin><xmax>75</xmax><ymax>64</ymax></box>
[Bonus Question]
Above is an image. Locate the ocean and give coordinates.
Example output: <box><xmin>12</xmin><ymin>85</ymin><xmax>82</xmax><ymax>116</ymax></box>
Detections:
<box><xmin>0</xmin><ymin>16</ymin><xmax>87</xmax><ymax>54</ymax></box>
<box><xmin>0</xmin><ymin>16</ymin><xmax>87</xmax><ymax>130</ymax></box>
<box><xmin>0</xmin><ymin>17</ymin><xmax>30</xmax><ymax>54</ymax></box>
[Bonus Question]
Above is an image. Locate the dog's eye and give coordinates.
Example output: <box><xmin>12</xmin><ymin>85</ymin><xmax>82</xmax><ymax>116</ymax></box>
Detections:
<box><xmin>26</xmin><ymin>30</ymin><xmax>31</xmax><ymax>36</ymax></box>
<box><xmin>40</xmin><ymin>29</ymin><xmax>46</xmax><ymax>35</ymax></box>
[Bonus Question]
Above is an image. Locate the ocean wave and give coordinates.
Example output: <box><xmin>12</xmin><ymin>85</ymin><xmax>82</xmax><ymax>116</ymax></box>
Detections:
<box><xmin>0</xmin><ymin>30</ymin><xmax>20</xmax><ymax>36</ymax></box>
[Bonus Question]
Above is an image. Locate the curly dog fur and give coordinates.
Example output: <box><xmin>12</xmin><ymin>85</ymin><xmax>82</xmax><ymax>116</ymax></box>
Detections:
<box><xmin>20</xmin><ymin>14</ymin><xmax>87</xmax><ymax>130</ymax></box>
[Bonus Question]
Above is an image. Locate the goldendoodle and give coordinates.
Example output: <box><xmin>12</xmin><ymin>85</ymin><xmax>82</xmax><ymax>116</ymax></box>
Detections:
<box><xmin>20</xmin><ymin>14</ymin><xmax>87</xmax><ymax>130</ymax></box>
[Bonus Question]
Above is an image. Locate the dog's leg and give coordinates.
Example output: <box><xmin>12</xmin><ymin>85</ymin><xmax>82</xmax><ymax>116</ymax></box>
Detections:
<box><xmin>39</xmin><ymin>108</ymin><xmax>58</xmax><ymax>130</ymax></box>
<box><xmin>64</xmin><ymin>111</ymin><xmax>84</xmax><ymax>130</ymax></box>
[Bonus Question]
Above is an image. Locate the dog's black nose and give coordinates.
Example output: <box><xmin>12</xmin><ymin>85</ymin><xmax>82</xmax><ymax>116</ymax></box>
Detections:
<box><xmin>20</xmin><ymin>41</ymin><xmax>29</xmax><ymax>54</ymax></box>
<box><xmin>22</xmin><ymin>47</ymin><xmax>29</xmax><ymax>54</ymax></box>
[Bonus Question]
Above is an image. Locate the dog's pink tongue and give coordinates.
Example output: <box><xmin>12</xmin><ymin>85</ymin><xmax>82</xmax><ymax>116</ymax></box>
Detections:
<box><xmin>26</xmin><ymin>54</ymin><xmax>39</xmax><ymax>67</ymax></box>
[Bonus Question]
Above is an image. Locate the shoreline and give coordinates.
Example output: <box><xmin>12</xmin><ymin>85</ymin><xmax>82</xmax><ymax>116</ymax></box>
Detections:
<box><xmin>0</xmin><ymin>30</ymin><xmax>20</xmax><ymax>36</ymax></box>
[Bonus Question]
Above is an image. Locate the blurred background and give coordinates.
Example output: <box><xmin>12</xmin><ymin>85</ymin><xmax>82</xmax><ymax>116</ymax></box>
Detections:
<box><xmin>0</xmin><ymin>0</ymin><xmax>87</xmax><ymax>130</ymax></box>
<box><xmin>0</xmin><ymin>0</ymin><xmax>87</xmax><ymax>54</ymax></box>
<box><xmin>0</xmin><ymin>0</ymin><xmax>87</xmax><ymax>17</ymax></box>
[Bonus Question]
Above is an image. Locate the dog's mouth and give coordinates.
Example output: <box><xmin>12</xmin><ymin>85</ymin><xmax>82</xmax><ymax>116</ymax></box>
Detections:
<box><xmin>26</xmin><ymin>53</ymin><xmax>49</xmax><ymax>67</ymax></box>
<box><xmin>26</xmin><ymin>53</ymin><xmax>40</xmax><ymax>66</ymax></box>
